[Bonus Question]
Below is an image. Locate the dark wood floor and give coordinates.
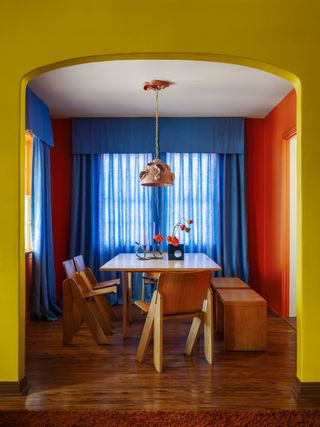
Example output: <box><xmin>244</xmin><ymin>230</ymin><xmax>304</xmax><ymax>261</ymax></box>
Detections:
<box><xmin>1</xmin><ymin>307</ymin><xmax>319</xmax><ymax>410</ymax></box>
<box><xmin>285</xmin><ymin>316</ymin><xmax>297</xmax><ymax>330</ymax></box>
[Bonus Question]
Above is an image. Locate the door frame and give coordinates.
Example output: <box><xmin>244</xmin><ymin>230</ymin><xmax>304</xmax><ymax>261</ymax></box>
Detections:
<box><xmin>281</xmin><ymin>126</ymin><xmax>297</xmax><ymax>317</ymax></box>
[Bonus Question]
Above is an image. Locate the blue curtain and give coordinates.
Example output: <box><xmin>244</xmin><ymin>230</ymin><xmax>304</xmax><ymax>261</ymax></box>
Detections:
<box><xmin>70</xmin><ymin>153</ymin><xmax>157</xmax><ymax>303</ymax></box>
<box><xmin>26</xmin><ymin>88</ymin><xmax>54</xmax><ymax>147</ymax></box>
<box><xmin>70</xmin><ymin>152</ymin><xmax>248</xmax><ymax>302</ymax></box>
<box><xmin>30</xmin><ymin>136</ymin><xmax>61</xmax><ymax>320</ymax></box>
<box><xmin>161</xmin><ymin>153</ymin><xmax>248</xmax><ymax>282</ymax></box>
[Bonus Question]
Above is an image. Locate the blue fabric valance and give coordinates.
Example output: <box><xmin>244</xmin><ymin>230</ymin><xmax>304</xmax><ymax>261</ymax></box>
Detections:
<box><xmin>26</xmin><ymin>87</ymin><xmax>54</xmax><ymax>147</ymax></box>
<box><xmin>72</xmin><ymin>117</ymin><xmax>244</xmax><ymax>154</ymax></box>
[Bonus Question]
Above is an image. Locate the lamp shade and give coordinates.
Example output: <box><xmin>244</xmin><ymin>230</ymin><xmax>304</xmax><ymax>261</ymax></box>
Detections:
<box><xmin>139</xmin><ymin>158</ymin><xmax>174</xmax><ymax>186</ymax></box>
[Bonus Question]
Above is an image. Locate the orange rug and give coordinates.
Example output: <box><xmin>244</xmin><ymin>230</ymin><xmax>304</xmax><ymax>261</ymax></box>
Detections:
<box><xmin>0</xmin><ymin>409</ymin><xmax>320</xmax><ymax>426</ymax></box>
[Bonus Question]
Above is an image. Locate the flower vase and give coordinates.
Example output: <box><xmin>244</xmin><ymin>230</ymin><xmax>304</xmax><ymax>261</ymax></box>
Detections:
<box><xmin>152</xmin><ymin>242</ymin><xmax>164</xmax><ymax>259</ymax></box>
<box><xmin>168</xmin><ymin>243</ymin><xmax>184</xmax><ymax>260</ymax></box>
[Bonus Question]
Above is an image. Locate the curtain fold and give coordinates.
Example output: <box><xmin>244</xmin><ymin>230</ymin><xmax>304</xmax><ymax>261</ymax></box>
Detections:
<box><xmin>30</xmin><ymin>136</ymin><xmax>61</xmax><ymax>319</ymax></box>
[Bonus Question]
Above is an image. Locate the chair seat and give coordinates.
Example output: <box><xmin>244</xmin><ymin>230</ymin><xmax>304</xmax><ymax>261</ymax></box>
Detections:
<box><xmin>134</xmin><ymin>300</ymin><xmax>150</xmax><ymax>313</ymax></box>
<box><xmin>93</xmin><ymin>279</ymin><xmax>120</xmax><ymax>290</ymax></box>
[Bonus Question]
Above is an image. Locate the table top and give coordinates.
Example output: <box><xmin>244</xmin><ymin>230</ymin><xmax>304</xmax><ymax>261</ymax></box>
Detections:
<box><xmin>100</xmin><ymin>253</ymin><xmax>222</xmax><ymax>272</ymax></box>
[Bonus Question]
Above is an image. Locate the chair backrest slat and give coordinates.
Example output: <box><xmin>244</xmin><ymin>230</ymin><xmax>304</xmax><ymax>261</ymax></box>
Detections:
<box><xmin>74</xmin><ymin>255</ymin><xmax>86</xmax><ymax>272</ymax></box>
<box><xmin>63</xmin><ymin>259</ymin><xmax>77</xmax><ymax>279</ymax></box>
<box><xmin>157</xmin><ymin>270</ymin><xmax>212</xmax><ymax>315</ymax></box>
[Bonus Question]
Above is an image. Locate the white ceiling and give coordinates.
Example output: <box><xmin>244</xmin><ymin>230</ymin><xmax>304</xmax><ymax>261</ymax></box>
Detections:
<box><xmin>28</xmin><ymin>60</ymin><xmax>293</xmax><ymax>119</ymax></box>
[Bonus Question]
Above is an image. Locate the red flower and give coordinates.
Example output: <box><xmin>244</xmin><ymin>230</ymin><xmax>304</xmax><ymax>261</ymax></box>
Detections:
<box><xmin>188</xmin><ymin>219</ymin><xmax>193</xmax><ymax>224</ymax></box>
<box><xmin>167</xmin><ymin>235</ymin><xmax>179</xmax><ymax>246</ymax></box>
<box><xmin>154</xmin><ymin>234</ymin><xmax>164</xmax><ymax>243</ymax></box>
<box><xmin>172</xmin><ymin>236</ymin><xmax>179</xmax><ymax>246</ymax></box>
<box><xmin>180</xmin><ymin>224</ymin><xmax>186</xmax><ymax>231</ymax></box>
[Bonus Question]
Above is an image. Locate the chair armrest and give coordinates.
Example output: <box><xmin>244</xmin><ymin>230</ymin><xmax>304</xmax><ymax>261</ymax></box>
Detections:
<box><xmin>93</xmin><ymin>279</ymin><xmax>120</xmax><ymax>290</ymax></box>
<box><xmin>84</xmin><ymin>286</ymin><xmax>118</xmax><ymax>298</ymax></box>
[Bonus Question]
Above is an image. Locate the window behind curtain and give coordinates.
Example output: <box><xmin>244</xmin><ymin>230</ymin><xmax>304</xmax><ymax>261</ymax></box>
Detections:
<box><xmin>161</xmin><ymin>153</ymin><xmax>218</xmax><ymax>257</ymax></box>
<box><xmin>100</xmin><ymin>152</ymin><xmax>219</xmax><ymax>257</ymax></box>
<box><xmin>101</xmin><ymin>153</ymin><xmax>154</xmax><ymax>254</ymax></box>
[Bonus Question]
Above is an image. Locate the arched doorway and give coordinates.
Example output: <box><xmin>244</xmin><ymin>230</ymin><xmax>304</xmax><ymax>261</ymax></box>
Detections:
<box><xmin>20</xmin><ymin>54</ymin><xmax>300</xmax><ymax>396</ymax></box>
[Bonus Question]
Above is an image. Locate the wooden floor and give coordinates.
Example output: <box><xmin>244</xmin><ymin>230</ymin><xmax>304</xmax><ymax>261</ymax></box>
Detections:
<box><xmin>1</xmin><ymin>307</ymin><xmax>320</xmax><ymax>410</ymax></box>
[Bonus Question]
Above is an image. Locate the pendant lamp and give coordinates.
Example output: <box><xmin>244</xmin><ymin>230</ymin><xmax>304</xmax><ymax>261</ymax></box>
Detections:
<box><xmin>139</xmin><ymin>80</ymin><xmax>175</xmax><ymax>187</ymax></box>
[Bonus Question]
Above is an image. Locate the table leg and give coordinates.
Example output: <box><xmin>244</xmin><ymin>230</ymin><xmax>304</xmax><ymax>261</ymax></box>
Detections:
<box><xmin>122</xmin><ymin>272</ymin><xmax>127</xmax><ymax>337</ymax></box>
<box><xmin>128</xmin><ymin>272</ymin><xmax>132</xmax><ymax>324</ymax></box>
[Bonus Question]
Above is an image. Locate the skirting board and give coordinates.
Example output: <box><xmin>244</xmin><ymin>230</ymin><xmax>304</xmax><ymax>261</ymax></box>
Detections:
<box><xmin>294</xmin><ymin>377</ymin><xmax>320</xmax><ymax>398</ymax></box>
<box><xmin>0</xmin><ymin>376</ymin><xmax>30</xmax><ymax>396</ymax></box>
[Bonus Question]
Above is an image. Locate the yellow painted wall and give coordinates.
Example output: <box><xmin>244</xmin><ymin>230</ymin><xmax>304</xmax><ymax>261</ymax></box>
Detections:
<box><xmin>0</xmin><ymin>0</ymin><xmax>319</xmax><ymax>383</ymax></box>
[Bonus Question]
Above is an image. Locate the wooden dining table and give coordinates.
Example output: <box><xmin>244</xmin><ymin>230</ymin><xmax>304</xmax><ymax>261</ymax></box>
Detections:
<box><xmin>100</xmin><ymin>253</ymin><xmax>222</xmax><ymax>336</ymax></box>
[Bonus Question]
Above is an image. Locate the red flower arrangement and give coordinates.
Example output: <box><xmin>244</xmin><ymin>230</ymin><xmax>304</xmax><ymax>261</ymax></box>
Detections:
<box><xmin>152</xmin><ymin>218</ymin><xmax>193</xmax><ymax>248</ymax></box>
<box><xmin>167</xmin><ymin>217</ymin><xmax>193</xmax><ymax>247</ymax></box>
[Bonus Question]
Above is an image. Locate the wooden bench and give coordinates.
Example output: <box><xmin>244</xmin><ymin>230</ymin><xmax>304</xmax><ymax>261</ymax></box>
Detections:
<box><xmin>216</xmin><ymin>288</ymin><xmax>267</xmax><ymax>351</ymax></box>
<box><xmin>211</xmin><ymin>277</ymin><xmax>250</xmax><ymax>290</ymax></box>
<box><xmin>211</xmin><ymin>277</ymin><xmax>250</xmax><ymax>332</ymax></box>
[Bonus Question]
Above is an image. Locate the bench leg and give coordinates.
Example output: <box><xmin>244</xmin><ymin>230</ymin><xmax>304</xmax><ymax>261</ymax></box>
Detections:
<box><xmin>216</xmin><ymin>295</ymin><xmax>224</xmax><ymax>333</ymax></box>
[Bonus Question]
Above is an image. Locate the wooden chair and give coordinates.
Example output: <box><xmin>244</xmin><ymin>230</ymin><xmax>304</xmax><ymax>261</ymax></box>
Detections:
<box><xmin>63</xmin><ymin>259</ymin><xmax>117</xmax><ymax>344</ymax></box>
<box><xmin>63</xmin><ymin>259</ymin><xmax>117</xmax><ymax>322</ymax></box>
<box><xmin>135</xmin><ymin>270</ymin><xmax>214</xmax><ymax>373</ymax></box>
<box><xmin>73</xmin><ymin>254</ymin><xmax>120</xmax><ymax>290</ymax></box>
<box><xmin>73</xmin><ymin>255</ymin><xmax>120</xmax><ymax>321</ymax></box>
<box><xmin>62</xmin><ymin>276</ymin><xmax>110</xmax><ymax>345</ymax></box>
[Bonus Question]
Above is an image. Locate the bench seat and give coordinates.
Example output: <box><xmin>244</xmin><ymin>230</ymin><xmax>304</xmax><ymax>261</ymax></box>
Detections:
<box><xmin>211</xmin><ymin>277</ymin><xmax>250</xmax><ymax>290</ymax></box>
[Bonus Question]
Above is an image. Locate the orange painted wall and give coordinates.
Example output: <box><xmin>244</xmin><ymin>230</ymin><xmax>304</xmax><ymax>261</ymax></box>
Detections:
<box><xmin>246</xmin><ymin>89</ymin><xmax>296</xmax><ymax>315</ymax></box>
<box><xmin>51</xmin><ymin>119</ymin><xmax>72</xmax><ymax>299</ymax></box>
